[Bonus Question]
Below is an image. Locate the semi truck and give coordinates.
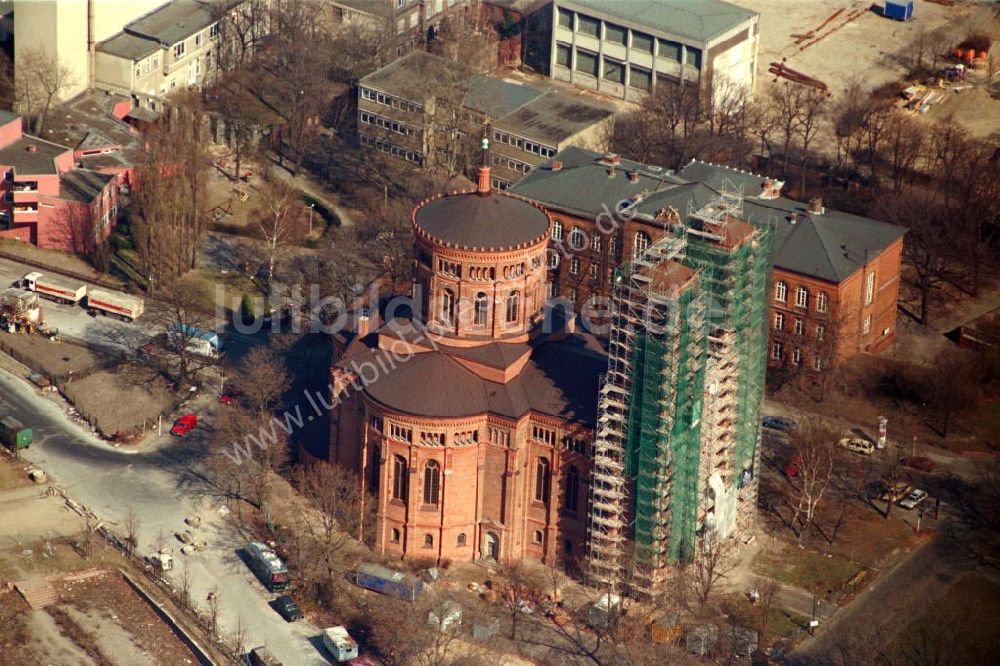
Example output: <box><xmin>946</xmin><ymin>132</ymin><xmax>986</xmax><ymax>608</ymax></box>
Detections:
<box><xmin>0</xmin><ymin>416</ymin><xmax>33</xmax><ymax>451</ymax></box>
<box><xmin>245</xmin><ymin>541</ymin><xmax>289</xmax><ymax>592</ymax></box>
<box><xmin>355</xmin><ymin>563</ymin><xmax>424</xmax><ymax>601</ymax></box>
<box><xmin>86</xmin><ymin>288</ymin><xmax>144</xmax><ymax>321</ymax></box>
<box><xmin>22</xmin><ymin>272</ymin><xmax>87</xmax><ymax>305</ymax></box>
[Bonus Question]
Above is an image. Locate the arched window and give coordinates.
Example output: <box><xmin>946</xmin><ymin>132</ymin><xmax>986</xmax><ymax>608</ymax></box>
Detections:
<box><xmin>774</xmin><ymin>281</ymin><xmax>787</xmax><ymax>302</ymax></box>
<box><xmin>392</xmin><ymin>455</ymin><xmax>408</xmax><ymax>501</ymax></box>
<box><xmin>632</xmin><ymin>231</ymin><xmax>650</xmax><ymax>259</ymax></box>
<box><xmin>552</xmin><ymin>220</ymin><xmax>563</xmax><ymax>240</ymax></box>
<box><xmin>505</xmin><ymin>290</ymin><xmax>520</xmax><ymax>323</ymax></box>
<box><xmin>474</xmin><ymin>292</ymin><xmax>488</xmax><ymax>326</ymax></box>
<box><xmin>441</xmin><ymin>289</ymin><xmax>455</xmax><ymax>323</ymax></box>
<box><xmin>423</xmin><ymin>534</ymin><xmax>433</xmax><ymax>548</ymax></box>
<box><xmin>548</xmin><ymin>251</ymin><xmax>559</xmax><ymax>269</ymax></box>
<box><xmin>423</xmin><ymin>460</ymin><xmax>440</xmax><ymax>506</ymax></box>
<box><xmin>795</xmin><ymin>286</ymin><xmax>809</xmax><ymax>308</ymax></box>
<box><xmin>534</xmin><ymin>457</ymin><xmax>550</xmax><ymax>503</ymax></box>
<box><xmin>457</xmin><ymin>533</ymin><xmax>467</xmax><ymax>547</ymax></box>
<box><xmin>564</xmin><ymin>465</ymin><xmax>580</xmax><ymax>512</ymax></box>
<box><xmin>570</xmin><ymin>258</ymin><xmax>580</xmax><ymax>275</ymax></box>
<box><xmin>569</xmin><ymin>226</ymin><xmax>585</xmax><ymax>250</ymax></box>
<box><xmin>774</xmin><ymin>312</ymin><xmax>784</xmax><ymax>331</ymax></box>
<box><xmin>391</xmin><ymin>528</ymin><xmax>401</xmax><ymax>543</ymax></box>
<box><xmin>533</xmin><ymin>529</ymin><xmax>544</xmax><ymax>544</ymax></box>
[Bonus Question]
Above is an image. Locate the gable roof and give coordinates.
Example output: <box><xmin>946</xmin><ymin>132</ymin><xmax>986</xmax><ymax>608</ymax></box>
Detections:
<box><xmin>562</xmin><ymin>0</ymin><xmax>755</xmax><ymax>44</ymax></box>
<box><xmin>59</xmin><ymin>169</ymin><xmax>115</xmax><ymax>203</ymax></box>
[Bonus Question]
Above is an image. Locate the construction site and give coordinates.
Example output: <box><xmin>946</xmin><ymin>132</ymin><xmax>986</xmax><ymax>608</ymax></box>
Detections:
<box><xmin>587</xmin><ymin>188</ymin><xmax>772</xmax><ymax>593</ymax></box>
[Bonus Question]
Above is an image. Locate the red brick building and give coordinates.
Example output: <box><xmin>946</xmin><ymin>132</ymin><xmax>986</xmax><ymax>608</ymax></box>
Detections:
<box><xmin>508</xmin><ymin>149</ymin><xmax>906</xmax><ymax>373</ymax></box>
<box><xmin>328</xmin><ymin>164</ymin><xmax>605</xmax><ymax>566</ymax></box>
<box><xmin>0</xmin><ymin>110</ymin><xmax>123</xmax><ymax>251</ymax></box>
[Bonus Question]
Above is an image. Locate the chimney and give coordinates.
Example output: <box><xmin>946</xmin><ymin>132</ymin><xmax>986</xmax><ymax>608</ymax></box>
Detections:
<box><xmin>607</xmin><ymin>166</ymin><xmax>616</xmax><ymax>178</ymax></box>
<box><xmin>628</xmin><ymin>171</ymin><xmax>639</xmax><ymax>183</ymax></box>
<box><xmin>808</xmin><ymin>197</ymin><xmax>824</xmax><ymax>215</ymax></box>
<box><xmin>26</xmin><ymin>144</ymin><xmax>37</xmax><ymax>153</ymax></box>
<box><xmin>477</xmin><ymin>165</ymin><xmax>491</xmax><ymax>195</ymax></box>
<box><xmin>356</xmin><ymin>308</ymin><xmax>374</xmax><ymax>338</ymax></box>
<box><xmin>760</xmin><ymin>178</ymin><xmax>784</xmax><ymax>200</ymax></box>
<box><xmin>550</xmin><ymin>160</ymin><xmax>563</xmax><ymax>171</ymax></box>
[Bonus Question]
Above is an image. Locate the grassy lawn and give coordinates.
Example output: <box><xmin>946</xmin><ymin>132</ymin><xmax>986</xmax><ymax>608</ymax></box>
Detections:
<box><xmin>753</xmin><ymin>542</ymin><xmax>861</xmax><ymax>593</ymax></box>
<box><xmin>893</xmin><ymin>574</ymin><xmax>1000</xmax><ymax>664</ymax></box>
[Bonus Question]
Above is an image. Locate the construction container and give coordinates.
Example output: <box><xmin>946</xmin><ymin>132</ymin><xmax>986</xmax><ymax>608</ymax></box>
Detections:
<box><xmin>963</xmin><ymin>49</ymin><xmax>975</xmax><ymax>63</ymax></box>
<box><xmin>355</xmin><ymin>564</ymin><xmax>423</xmax><ymax>601</ymax></box>
<box><xmin>884</xmin><ymin>0</ymin><xmax>913</xmax><ymax>21</ymax></box>
<box><xmin>0</xmin><ymin>416</ymin><xmax>33</xmax><ymax>450</ymax></box>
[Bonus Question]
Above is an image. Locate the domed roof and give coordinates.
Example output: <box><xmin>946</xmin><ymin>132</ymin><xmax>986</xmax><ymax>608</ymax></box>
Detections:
<box><xmin>414</xmin><ymin>191</ymin><xmax>550</xmax><ymax>251</ymax></box>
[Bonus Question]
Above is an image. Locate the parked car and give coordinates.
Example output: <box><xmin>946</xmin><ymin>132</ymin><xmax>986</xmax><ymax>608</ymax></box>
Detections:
<box><xmin>838</xmin><ymin>437</ymin><xmax>874</xmax><ymax>455</ymax></box>
<box><xmin>899</xmin><ymin>488</ymin><xmax>928</xmax><ymax>510</ymax></box>
<box><xmin>850</xmin><ymin>427</ymin><xmax>875</xmax><ymax>443</ymax></box>
<box><xmin>170</xmin><ymin>414</ymin><xmax>198</xmax><ymax>437</ymax></box>
<box><xmin>271</xmin><ymin>595</ymin><xmax>303</xmax><ymax>622</ymax></box>
<box><xmin>762</xmin><ymin>416</ymin><xmax>796</xmax><ymax>434</ymax></box>
<box><xmin>219</xmin><ymin>394</ymin><xmax>235</xmax><ymax>406</ymax></box>
<box><xmin>878</xmin><ymin>481</ymin><xmax>911</xmax><ymax>503</ymax></box>
<box><xmin>784</xmin><ymin>455</ymin><xmax>803</xmax><ymax>478</ymax></box>
<box><xmin>901</xmin><ymin>456</ymin><xmax>936</xmax><ymax>472</ymax></box>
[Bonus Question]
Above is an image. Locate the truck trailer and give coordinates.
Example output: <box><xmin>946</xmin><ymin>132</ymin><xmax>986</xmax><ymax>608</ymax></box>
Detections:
<box><xmin>22</xmin><ymin>272</ymin><xmax>87</xmax><ymax>305</ymax></box>
<box><xmin>0</xmin><ymin>416</ymin><xmax>33</xmax><ymax>451</ymax></box>
<box><xmin>355</xmin><ymin>563</ymin><xmax>424</xmax><ymax>601</ymax></box>
<box><xmin>86</xmin><ymin>288</ymin><xmax>144</xmax><ymax>321</ymax></box>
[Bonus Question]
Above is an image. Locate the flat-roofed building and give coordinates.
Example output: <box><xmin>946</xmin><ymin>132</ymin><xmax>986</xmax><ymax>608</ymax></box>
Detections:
<box><xmin>530</xmin><ymin>0</ymin><xmax>759</xmax><ymax>104</ymax></box>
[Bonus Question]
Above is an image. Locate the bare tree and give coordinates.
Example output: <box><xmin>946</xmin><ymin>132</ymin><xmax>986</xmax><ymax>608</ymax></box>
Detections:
<box><xmin>252</xmin><ymin>175</ymin><xmax>308</xmax><ymax>290</ymax></box>
<box><xmin>755</xmin><ymin>579</ymin><xmax>780</xmax><ymax>652</ymax></box>
<box><xmin>123</xmin><ymin>505</ymin><xmax>140</xmax><ymax>558</ymax></box>
<box><xmin>144</xmin><ymin>278</ymin><xmax>216</xmax><ymax>389</ymax></box>
<box><xmin>767</xmin><ymin>83</ymin><xmax>804</xmax><ymax>177</ymax></box>
<box><xmin>232</xmin><ymin>346</ymin><xmax>290</xmax><ymax>413</ymax></box>
<box><xmin>881</xmin><ymin>112</ymin><xmax>924</xmax><ymax>193</ymax></box>
<box><xmin>923</xmin><ymin>347</ymin><xmax>979</xmax><ymax>437</ymax></box>
<box><xmin>211</xmin><ymin>404</ymin><xmax>290</xmax><ymax>514</ymax></box>
<box><xmin>51</xmin><ymin>202</ymin><xmax>111</xmax><ymax>272</ymax></box>
<box><xmin>796</xmin><ymin>89</ymin><xmax>828</xmax><ymax>194</ymax></box>
<box><xmin>787</xmin><ymin>424</ymin><xmax>837</xmax><ymax>544</ymax></box>
<box><xmin>493</xmin><ymin>560</ymin><xmax>545</xmax><ymax>641</ymax></box>
<box><xmin>15</xmin><ymin>47</ymin><xmax>77</xmax><ymax>134</ymax></box>
<box><xmin>687</xmin><ymin>535</ymin><xmax>733</xmax><ymax>605</ymax></box>
<box><xmin>368</xmin><ymin>593</ymin><xmax>473</xmax><ymax>666</ymax></box>
<box><xmin>353</xmin><ymin>200</ymin><xmax>414</xmax><ymax>289</ymax></box>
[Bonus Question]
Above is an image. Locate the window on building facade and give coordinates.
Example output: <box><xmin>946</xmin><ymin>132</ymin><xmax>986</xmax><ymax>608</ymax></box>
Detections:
<box><xmin>816</xmin><ymin>324</ymin><xmax>826</xmax><ymax>341</ymax></box>
<box><xmin>474</xmin><ymin>292</ymin><xmax>488</xmax><ymax>326</ymax></box>
<box><xmin>605</xmin><ymin>22</ymin><xmax>627</xmax><ymax>45</ymax></box>
<box><xmin>441</xmin><ymin>289</ymin><xmax>455</xmax><ymax>323</ymax></box>
<box><xmin>577</xmin><ymin>14</ymin><xmax>599</xmax><ymax>37</ymax></box>
<box><xmin>792</xmin><ymin>348</ymin><xmax>802</xmax><ymax>365</ymax></box>
<box><xmin>389</xmin><ymin>424</ymin><xmax>412</xmax><ymax>442</ymax></box>
<box><xmin>423</xmin><ymin>461</ymin><xmax>440</xmax><ymax>505</ymax></box>
<box><xmin>570</xmin><ymin>258</ymin><xmax>580</xmax><ymax>275</ymax></box>
<box><xmin>603</xmin><ymin>58</ymin><xmax>624</xmax><ymax>84</ymax></box>
<box><xmin>209</xmin><ymin>24</ymin><xmax>219</xmax><ymax>39</ymax></box>
<box><xmin>774</xmin><ymin>312</ymin><xmax>784</xmax><ymax>331</ymax></box>
<box><xmin>813</xmin><ymin>357</ymin><xmax>822</xmax><ymax>371</ymax></box>
<box><xmin>369</xmin><ymin>414</ymin><xmax>384</xmax><ymax>433</ymax></box>
<box><xmin>633</xmin><ymin>231</ymin><xmax>650</xmax><ymax>259</ymax></box>
<box><xmin>556</xmin><ymin>43</ymin><xmax>572</xmax><ymax>68</ymax></box>
<box><xmin>590</xmin><ymin>234</ymin><xmax>601</xmax><ymax>251</ymax></box>
<box><xmin>558</xmin><ymin>7</ymin><xmax>573</xmax><ymax>29</ymax></box>
<box><xmin>686</xmin><ymin>47</ymin><xmax>702</xmax><ymax>69</ymax></box>
<box><xmin>795</xmin><ymin>286</ymin><xmax>809</xmax><ymax>308</ymax></box>
<box><xmin>569</xmin><ymin>226</ymin><xmax>585</xmax><ymax>249</ymax></box>
<box><xmin>392</xmin><ymin>455</ymin><xmax>408</xmax><ymax>501</ymax></box>
<box><xmin>564</xmin><ymin>465</ymin><xmax>580</xmax><ymax>512</ymax></box>
<box><xmin>533</xmin><ymin>529</ymin><xmax>544</xmax><ymax>544</ymax></box>
<box><xmin>174</xmin><ymin>42</ymin><xmax>185</xmax><ymax>58</ymax></box>
<box><xmin>457</xmin><ymin>533</ymin><xmax>467</xmax><ymax>546</ymax></box>
<box><xmin>863</xmin><ymin>314</ymin><xmax>872</xmax><ymax>335</ymax></box>
<box><xmin>771</xmin><ymin>342</ymin><xmax>783</xmax><ymax>360</ymax></box>
<box><xmin>575</xmin><ymin>49</ymin><xmax>599</xmax><ymax>77</ymax></box>
<box><xmin>589</xmin><ymin>264</ymin><xmax>599</xmax><ymax>280</ymax></box>
<box><xmin>391</xmin><ymin>528</ymin><xmax>400</xmax><ymax>543</ymax></box>
<box><xmin>865</xmin><ymin>272</ymin><xmax>875</xmax><ymax>306</ymax></box>
<box><xmin>775</xmin><ymin>281</ymin><xmax>787</xmax><ymax>302</ymax></box>
<box><xmin>195</xmin><ymin>33</ymin><xmax>202</xmax><ymax>47</ymax></box>
<box><xmin>609</xmin><ymin>234</ymin><xmax>618</xmax><ymax>255</ymax></box>
<box><xmin>632</xmin><ymin>31</ymin><xmax>654</xmax><ymax>53</ymax></box>
<box><xmin>552</xmin><ymin>220</ymin><xmax>563</xmax><ymax>240</ymax></box>
<box><xmin>505</xmin><ymin>291</ymin><xmax>519</xmax><ymax>323</ymax></box>
<box><xmin>423</xmin><ymin>534</ymin><xmax>433</xmax><ymax>548</ymax></box>
<box><xmin>816</xmin><ymin>291</ymin><xmax>828</xmax><ymax>313</ymax></box>
<box><xmin>535</xmin><ymin>458</ymin><xmax>550</xmax><ymax>503</ymax></box>
<box><xmin>548</xmin><ymin>252</ymin><xmax>559</xmax><ymax>269</ymax></box>
<box><xmin>628</xmin><ymin>66</ymin><xmax>652</xmax><ymax>90</ymax></box>
<box><xmin>794</xmin><ymin>319</ymin><xmax>804</xmax><ymax>336</ymax></box>
<box><xmin>658</xmin><ymin>38</ymin><xmax>682</xmax><ymax>62</ymax></box>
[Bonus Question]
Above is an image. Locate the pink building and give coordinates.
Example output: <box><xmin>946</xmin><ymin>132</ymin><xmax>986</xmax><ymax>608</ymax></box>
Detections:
<box><xmin>0</xmin><ymin>110</ymin><xmax>122</xmax><ymax>252</ymax></box>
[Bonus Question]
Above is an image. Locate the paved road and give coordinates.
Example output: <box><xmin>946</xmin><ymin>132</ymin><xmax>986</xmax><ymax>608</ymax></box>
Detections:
<box><xmin>1</xmin><ymin>368</ymin><xmax>330</xmax><ymax>665</ymax></box>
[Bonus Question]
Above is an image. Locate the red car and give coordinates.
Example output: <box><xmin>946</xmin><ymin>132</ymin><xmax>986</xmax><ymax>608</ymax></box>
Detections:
<box><xmin>784</xmin><ymin>455</ymin><xmax>803</xmax><ymax>477</ymax></box>
<box><xmin>170</xmin><ymin>414</ymin><xmax>198</xmax><ymax>437</ymax></box>
<box><xmin>218</xmin><ymin>394</ymin><xmax>235</xmax><ymax>406</ymax></box>
<box><xmin>901</xmin><ymin>456</ymin><xmax>936</xmax><ymax>473</ymax></box>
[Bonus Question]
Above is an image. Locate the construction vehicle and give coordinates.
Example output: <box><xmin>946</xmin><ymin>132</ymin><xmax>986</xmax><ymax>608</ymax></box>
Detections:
<box><xmin>86</xmin><ymin>288</ymin><xmax>144</xmax><ymax>322</ymax></box>
<box><xmin>0</xmin><ymin>288</ymin><xmax>42</xmax><ymax>332</ymax></box>
<box><xmin>22</xmin><ymin>272</ymin><xmax>87</xmax><ymax>305</ymax></box>
<box><xmin>0</xmin><ymin>416</ymin><xmax>33</xmax><ymax>451</ymax></box>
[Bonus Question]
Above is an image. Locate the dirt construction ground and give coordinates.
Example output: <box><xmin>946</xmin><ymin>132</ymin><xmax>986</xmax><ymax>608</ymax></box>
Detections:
<box><xmin>733</xmin><ymin>0</ymin><xmax>1000</xmax><ymax>137</ymax></box>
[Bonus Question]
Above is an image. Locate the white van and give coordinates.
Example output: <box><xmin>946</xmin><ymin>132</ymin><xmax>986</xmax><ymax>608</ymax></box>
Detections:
<box><xmin>838</xmin><ymin>437</ymin><xmax>875</xmax><ymax>455</ymax></box>
<box><xmin>321</xmin><ymin>626</ymin><xmax>358</xmax><ymax>662</ymax></box>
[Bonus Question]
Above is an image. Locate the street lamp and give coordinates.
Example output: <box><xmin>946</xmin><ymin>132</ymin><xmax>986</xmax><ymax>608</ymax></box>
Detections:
<box><xmin>308</xmin><ymin>202</ymin><xmax>315</xmax><ymax>236</ymax></box>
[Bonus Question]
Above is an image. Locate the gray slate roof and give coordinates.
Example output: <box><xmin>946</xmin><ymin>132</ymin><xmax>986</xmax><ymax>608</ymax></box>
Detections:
<box><xmin>0</xmin><ymin>136</ymin><xmax>70</xmax><ymax>175</ymax></box>
<box><xmin>59</xmin><ymin>169</ymin><xmax>115</xmax><ymax>203</ymax></box>
<box><xmin>126</xmin><ymin>0</ymin><xmax>215</xmax><ymax>46</ymax></box>
<box><xmin>562</xmin><ymin>0</ymin><xmax>755</xmax><ymax>44</ymax></box>
<box><xmin>415</xmin><ymin>190</ymin><xmax>550</xmax><ymax>250</ymax></box>
<box><xmin>98</xmin><ymin>31</ymin><xmax>160</xmax><ymax>61</ymax></box>
<box><xmin>465</xmin><ymin>75</ymin><xmax>546</xmax><ymax>118</ymax></box>
<box><xmin>0</xmin><ymin>110</ymin><xmax>18</xmax><ymax>126</ymax></box>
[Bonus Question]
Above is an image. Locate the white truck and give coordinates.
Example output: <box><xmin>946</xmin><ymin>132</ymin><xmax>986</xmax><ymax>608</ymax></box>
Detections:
<box><xmin>321</xmin><ymin>626</ymin><xmax>358</xmax><ymax>662</ymax></box>
<box><xmin>86</xmin><ymin>288</ymin><xmax>144</xmax><ymax>321</ymax></box>
<box><xmin>22</xmin><ymin>271</ymin><xmax>87</xmax><ymax>305</ymax></box>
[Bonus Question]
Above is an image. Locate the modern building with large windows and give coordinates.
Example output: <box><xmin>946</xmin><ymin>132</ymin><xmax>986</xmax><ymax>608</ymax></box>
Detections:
<box><xmin>538</xmin><ymin>0</ymin><xmax>759</xmax><ymax>103</ymax></box>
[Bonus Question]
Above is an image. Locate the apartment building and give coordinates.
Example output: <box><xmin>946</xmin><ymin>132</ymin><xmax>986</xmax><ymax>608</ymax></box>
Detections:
<box><xmin>95</xmin><ymin>0</ymin><xmax>221</xmax><ymax>100</ymax></box>
<box><xmin>508</xmin><ymin>148</ymin><xmax>906</xmax><ymax>374</ymax></box>
<box><xmin>12</xmin><ymin>0</ymin><xmax>167</xmax><ymax>101</ymax></box>
<box><xmin>528</xmin><ymin>0</ymin><xmax>759</xmax><ymax>103</ymax></box>
<box><xmin>0</xmin><ymin>111</ymin><xmax>121</xmax><ymax>251</ymax></box>
<box><xmin>358</xmin><ymin>51</ymin><xmax>613</xmax><ymax>187</ymax></box>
